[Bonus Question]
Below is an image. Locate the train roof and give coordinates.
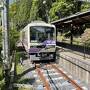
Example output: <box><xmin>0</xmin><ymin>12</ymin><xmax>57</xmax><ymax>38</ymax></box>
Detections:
<box><xmin>21</xmin><ymin>21</ymin><xmax>56</xmax><ymax>32</ymax></box>
<box><xmin>27</xmin><ymin>21</ymin><xmax>55</xmax><ymax>28</ymax></box>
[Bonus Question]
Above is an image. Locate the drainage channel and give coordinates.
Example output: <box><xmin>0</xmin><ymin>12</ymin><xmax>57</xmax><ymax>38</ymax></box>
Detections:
<box><xmin>36</xmin><ymin>63</ymin><xmax>88</xmax><ymax>90</ymax></box>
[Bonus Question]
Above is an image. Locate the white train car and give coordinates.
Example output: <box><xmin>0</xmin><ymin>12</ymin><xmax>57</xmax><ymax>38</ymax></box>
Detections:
<box><xmin>20</xmin><ymin>21</ymin><xmax>56</xmax><ymax>62</ymax></box>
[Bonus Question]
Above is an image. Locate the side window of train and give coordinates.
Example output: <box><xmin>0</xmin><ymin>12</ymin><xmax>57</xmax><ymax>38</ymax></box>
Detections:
<box><xmin>46</xmin><ymin>27</ymin><xmax>54</xmax><ymax>40</ymax></box>
<box><xmin>30</xmin><ymin>27</ymin><xmax>36</xmax><ymax>40</ymax></box>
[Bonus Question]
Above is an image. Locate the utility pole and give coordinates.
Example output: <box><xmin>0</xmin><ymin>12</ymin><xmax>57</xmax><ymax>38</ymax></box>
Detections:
<box><xmin>70</xmin><ymin>24</ymin><xmax>73</xmax><ymax>45</ymax></box>
<box><xmin>1</xmin><ymin>0</ymin><xmax>10</xmax><ymax>88</ymax></box>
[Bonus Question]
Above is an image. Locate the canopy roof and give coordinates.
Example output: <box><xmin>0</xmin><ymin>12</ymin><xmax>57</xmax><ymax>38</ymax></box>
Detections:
<box><xmin>51</xmin><ymin>10</ymin><xmax>90</xmax><ymax>26</ymax></box>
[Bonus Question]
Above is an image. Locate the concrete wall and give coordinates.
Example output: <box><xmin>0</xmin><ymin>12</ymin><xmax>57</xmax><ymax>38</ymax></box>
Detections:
<box><xmin>58</xmin><ymin>56</ymin><xmax>90</xmax><ymax>85</ymax></box>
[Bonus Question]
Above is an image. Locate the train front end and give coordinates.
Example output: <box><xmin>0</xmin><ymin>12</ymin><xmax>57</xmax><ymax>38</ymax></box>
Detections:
<box><xmin>29</xmin><ymin>23</ymin><xmax>56</xmax><ymax>62</ymax></box>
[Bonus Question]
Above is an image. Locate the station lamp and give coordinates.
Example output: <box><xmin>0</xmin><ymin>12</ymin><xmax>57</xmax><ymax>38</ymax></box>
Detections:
<box><xmin>43</xmin><ymin>0</ymin><xmax>46</xmax><ymax>4</ymax></box>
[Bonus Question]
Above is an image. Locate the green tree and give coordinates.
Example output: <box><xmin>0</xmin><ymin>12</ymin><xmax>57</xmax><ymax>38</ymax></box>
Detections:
<box><xmin>29</xmin><ymin>0</ymin><xmax>39</xmax><ymax>21</ymax></box>
<box><xmin>14</xmin><ymin>0</ymin><xmax>54</xmax><ymax>28</ymax></box>
<box><xmin>49</xmin><ymin>0</ymin><xmax>89</xmax><ymax>21</ymax></box>
<box><xmin>37</xmin><ymin>0</ymin><xmax>54</xmax><ymax>22</ymax></box>
<box><xmin>9</xmin><ymin>29</ymin><xmax>19</xmax><ymax>51</ymax></box>
<box><xmin>0</xmin><ymin>27</ymin><xmax>2</xmax><ymax>48</ymax></box>
<box><xmin>81</xmin><ymin>2</ymin><xmax>90</xmax><ymax>11</ymax></box>
<box><xmin>49</xmin><ymin>0</ymin><xmax>74</xmax><ymax>21</ymax></box>
<box><xmin>14</xmin><ymin>0</ymin><xmax>32</xmax><ymax>29</ymax></box>
<box><xmin>6</xmin><ymin>0</ymin><xmax>90</xmax><ymax>30</ymax></box>
<box><xmin>81</xmin><ymin>28</ymin><xmax>90</xmax><ymax>47</ymax></box>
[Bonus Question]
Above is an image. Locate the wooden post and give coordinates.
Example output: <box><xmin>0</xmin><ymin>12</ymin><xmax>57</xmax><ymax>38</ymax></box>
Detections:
<box><xmin>70</xmin><ymin>24</ymin><xmax>73</xmax><ymax>45</ymax></box>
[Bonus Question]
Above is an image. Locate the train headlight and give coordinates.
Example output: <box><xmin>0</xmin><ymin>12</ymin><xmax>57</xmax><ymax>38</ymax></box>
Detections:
<box><xmin>50</xmin><ymin>54</ymin><xmax>53</xmax><ymax>58</ymax></box>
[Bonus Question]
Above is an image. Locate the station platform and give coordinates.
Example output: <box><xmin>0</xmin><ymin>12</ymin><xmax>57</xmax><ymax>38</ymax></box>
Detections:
<box><xmin>57</xmin><ymin>46</ymin><xmax>90</xmax><ymax>64</ymax></box>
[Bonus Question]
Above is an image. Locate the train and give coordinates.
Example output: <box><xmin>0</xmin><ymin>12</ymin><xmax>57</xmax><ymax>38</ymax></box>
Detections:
<box><xmin>20</xmin><ymin>21</ymin><xmax>56</xmax><ymax>62</ymax></box>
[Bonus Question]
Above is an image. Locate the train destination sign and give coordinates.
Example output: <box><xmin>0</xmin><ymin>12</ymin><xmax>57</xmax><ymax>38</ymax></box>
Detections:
<box><xmin>43</xmin><ymin>40</ymin><xmax>56</xmax><ymax>46</ymax></box>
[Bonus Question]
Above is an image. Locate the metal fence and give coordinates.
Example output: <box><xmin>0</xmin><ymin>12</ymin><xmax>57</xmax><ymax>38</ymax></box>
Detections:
<box><xmin>57</xmin><ymin>42</ymin><xmax>90</xmax><ymax>56</ymax></box>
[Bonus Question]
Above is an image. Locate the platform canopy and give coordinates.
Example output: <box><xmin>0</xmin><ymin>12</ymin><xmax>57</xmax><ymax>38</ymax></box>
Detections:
<box><xmin>51</xmin><ymin>10</ymin><xmax>90</xmax><ymax>27</ymax></box>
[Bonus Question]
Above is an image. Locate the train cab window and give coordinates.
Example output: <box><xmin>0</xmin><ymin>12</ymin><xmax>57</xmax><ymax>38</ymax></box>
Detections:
<box><xmin>30</xmin><ymin>26</ymin><xmax>55</xmax><ymax>42</ymax></box>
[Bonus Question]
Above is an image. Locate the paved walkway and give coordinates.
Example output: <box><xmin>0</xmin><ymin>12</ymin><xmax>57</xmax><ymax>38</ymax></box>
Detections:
<box><xmin>22</xmin><ymin>59</ymin><xmax>34</xmax><ymax>70</ymax></box>
<box><xmin>16</xmin><ymin>59</ymin><xmax>43</xmax><ymax>90</ymax></box>
<box><xmin>18</xmin><ymin>59</ymin><xmax>36</xmax><ymax>80</ymax></box>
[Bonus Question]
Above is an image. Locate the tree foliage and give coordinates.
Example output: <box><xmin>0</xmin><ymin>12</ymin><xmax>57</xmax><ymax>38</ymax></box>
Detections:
<box><xmin>12</xmin><ymin>0</ymin><xmax>54</xmax><ymax>29</ymax></box>
<box><xmin>29</xmin><ymin>0</ymin><xmax>39</xmax><ymax>21</ymax></box>
<box><xmin>0</xmin><ymin>27</ymin><xmax>19</xmax><ymax>51</ymax></box>
<box><xmin>49</xmin><ymin>0</ymin><xmax>85</xmax><ymax>21</ymax></box>
<box><xmin>14</xmin><ymin>0</ymin><xmax>32</xmax><ymax>29</ymax></box>
<box><xmin>9</xmin><ymin>29</ymin><xmax>19</xmax><ymax>51</ymax></box>
<box><xmin>11</xmin><ymin>0</ymin><xmax>90</xmax><ymax>28</ymax></box>
<box><xmin>49</xmin><ymin>1</ymin><xmax>73</xmax><ymax>21</ymax></box>
<box><xmin>81</xmin><ymin>28</ymin><xmax>90</xmax><ymax>46</ymax></box>
<box><xmin>0</xmin><ymin>27</ymin><xmax>2</xmax><ymax>48</ymax></box>
<box><xmin>81</xmin><ymin>2</ymin><xmax>90</xmax><ymax>11</ymax></box>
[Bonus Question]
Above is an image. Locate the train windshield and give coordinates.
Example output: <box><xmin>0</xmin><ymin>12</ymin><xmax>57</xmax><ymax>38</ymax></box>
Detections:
<box><xmin>30</xmin><ymin>26</ymin><xmax>55</xmax><ymax>42</ymax></box>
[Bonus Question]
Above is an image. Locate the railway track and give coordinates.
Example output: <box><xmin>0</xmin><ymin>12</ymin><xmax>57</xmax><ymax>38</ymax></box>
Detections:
<box><xmin>36</xmin><ymin>63</ymin><xmax>87</xmax><ymax>90</ymax></box>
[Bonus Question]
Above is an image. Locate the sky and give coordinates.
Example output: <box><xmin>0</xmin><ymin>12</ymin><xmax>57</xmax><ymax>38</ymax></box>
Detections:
<box><xmin>9</xmin><ymin>0</ymin><xmax>14</xmax><ymax>4</ymax></box>
<box><xmin>0</xmin><ymin>0</ymin><xmax>13</xmax><ymax>5</ymax></box>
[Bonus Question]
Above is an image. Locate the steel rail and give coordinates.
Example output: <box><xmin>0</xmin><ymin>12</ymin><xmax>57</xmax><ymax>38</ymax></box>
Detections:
<box><xmin>51</xmin><ymin>64</ymin><xmax>83</xmax><ymax>90</ymax></box>
<box><xmin>36</xmin><ymin>64</ymin><xmax>51</xmax><ymax>90</ymax></box>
